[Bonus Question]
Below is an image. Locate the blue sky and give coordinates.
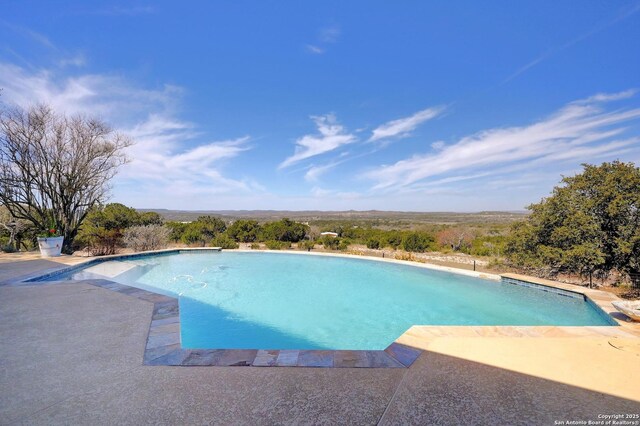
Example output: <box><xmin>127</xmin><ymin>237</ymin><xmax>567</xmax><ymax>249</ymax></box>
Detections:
<box><xmin>1</xmin><ymin>1</ymin><xmax>640</xmax><ymax>211</ymax></box>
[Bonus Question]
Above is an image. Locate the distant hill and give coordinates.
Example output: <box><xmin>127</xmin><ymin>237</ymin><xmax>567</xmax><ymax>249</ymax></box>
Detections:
<box><xmin>137</xmin><ymin>209</ymin><xmax>528</xmax><ymax>225</ymax></box>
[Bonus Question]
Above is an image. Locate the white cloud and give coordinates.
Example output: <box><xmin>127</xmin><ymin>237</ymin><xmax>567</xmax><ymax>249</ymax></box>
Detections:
<box><xmin>304</xmin><ymin>162</ymin><xmax>339</xmax><ymax>182</ymax></box>
<box><xmin>431</xmin><ymin>140</ymin><xmax>446</xmax><ymax>150</ymax></box>
<box><xmin>0</xmin><ymin>61</ymin><xmax>255</xmax><ymax>202</ymax></box>
<box><xmin>57</xmin><ymin>54</ymin><xmax>87</xmax><ymax>68</ymax></box>
<box><xmin>306</xmin><ymin>45</ymin><xmax>325</xmax><ymax>54</ymax></box>
<box><xmin>279</xmin><ymin>114</ymin><xmax>356</xmax><ymax>169</ymax></box>
<box><xmin>319</xmin><ymin>26</ymin><xmax>341</xmax><ymax>43</ymax></box>
<box><xmin>369</xmin><ymin>107</ymin><xmax>445</xmax><ymax>142</ymax></box>
<box><xmin>306</xmin><ymin>25</ymin><xmax>341</xmax><ymax>54</ymax></box>
<box><xmin>363</xmin><ymin>92</ymin><xmax>640</xmax><ymax>190</ymax></box>
<box><xmin>83</xmin><ymin>5</ymin><xmax>157</xmax><ymax>16</ymax></box>
<box><xmin>577</xmin><ymin>89</ymin><xmax>637</xmax><ymax>104</ymax></box>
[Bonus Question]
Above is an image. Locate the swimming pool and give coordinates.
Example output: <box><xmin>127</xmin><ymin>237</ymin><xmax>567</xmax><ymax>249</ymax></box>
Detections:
<box><xmin>39</xmin><ymin>251</ymin><xmax>614</xmax><ymax>350</ymax></box>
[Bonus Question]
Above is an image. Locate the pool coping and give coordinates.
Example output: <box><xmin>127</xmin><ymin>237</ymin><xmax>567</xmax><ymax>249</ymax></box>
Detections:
<box><xmin>4</xmin><ymin>249</ymin><xmax>639</xmax><ymax>368</ymax></box>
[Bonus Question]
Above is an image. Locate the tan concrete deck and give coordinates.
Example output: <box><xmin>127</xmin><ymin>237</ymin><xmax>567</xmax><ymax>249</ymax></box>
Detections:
<box><xmin>1</xmin><ymin>253</ymin><xmax>639</xmax><ymax>424</ymax></box>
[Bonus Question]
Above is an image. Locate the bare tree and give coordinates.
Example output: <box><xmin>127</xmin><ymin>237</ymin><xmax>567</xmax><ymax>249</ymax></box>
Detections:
<box><xmin>123</xmin><ymin>224</ymin><xmax>171</xmax><ymax>252</ymax></box>
<box><xmin>0</xmin><ymin>104</ymin><xmax>131</xmax><ymax>253</ymax></box>
<box><xmin>436</xmin><ymin>227</ymin><xmax>475</xmax><ymax>251</ymax></box>
<box><xmin>0</xmin><ymin>205</ymin><xmax>32</xmax><ymax>251</ymax></box>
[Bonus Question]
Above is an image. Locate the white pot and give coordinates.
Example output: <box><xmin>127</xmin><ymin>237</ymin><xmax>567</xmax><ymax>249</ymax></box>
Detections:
<box><xmin>37</xmin><ymin>236</ymin><xmax>64</xmax><ymax>257</ymax></box>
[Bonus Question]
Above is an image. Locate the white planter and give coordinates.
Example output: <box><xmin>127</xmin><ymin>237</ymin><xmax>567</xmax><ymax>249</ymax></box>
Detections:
<box><xmin>37</xmin><ymin>236</ymin><xmax>64</xmax><ymax>257</ymax></box>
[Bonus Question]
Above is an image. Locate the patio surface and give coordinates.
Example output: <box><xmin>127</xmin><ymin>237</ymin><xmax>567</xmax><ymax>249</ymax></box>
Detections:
<box><xmin>1</xmin><ymin>253</ymin><xmax>639</xmax><ymax>425</ymax></box>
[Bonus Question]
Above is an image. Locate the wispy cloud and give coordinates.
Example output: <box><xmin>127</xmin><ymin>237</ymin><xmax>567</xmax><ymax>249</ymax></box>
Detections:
<box><xmin>306</xmin><ymin>24</ymin><xmax>341</xmax><ymax>55</ymax></box>
<box><xmin>57</xmin><ymin>54</ymin><xmax>87</xmax><ymax>68</ymax></box>
<box><xmin>305</xmin><ymin>45</ymin><xmax>325</xmax><ymax>54</ymax></box>
<box><xmin>0</xmin><ymin>60</ymin><xmax>255</xmax><ymax>201</ymax></box>
<box><xmin>304</xmin><ymin>162</ymin><xmax>340</xmax><ymax>182</ymax></box>
<box><xmin>369</xmin><ymin>107</ymin><xmax>445</xmax><ymax>142</ymax></box>
<box><xmin>363</xmin><ymin>92</ymin><xmax>640</xmax><ymax>191</ymax></box>
<box><xmin>0</xmin><ymin>20</ymin><xmax>56</xmax><ymax>50</ymax></box>
<box><xmin>319</xmin><ymin>26</ymin><xmax>341</xmax><ymax>43</ymax></box>
<box><xmin>503</xmin><ymin>3</ymin><xmax>640</xmax><ymax>84</ymax></box>
<box><xmin>279</xmin><ymin>114</ymin><xmax>356</xmax><ymax>169</ymax></box>
<box><xmin>82</xmin><ymin>5</ymin><xmax>156</xmax><ymax>17</ymax></box>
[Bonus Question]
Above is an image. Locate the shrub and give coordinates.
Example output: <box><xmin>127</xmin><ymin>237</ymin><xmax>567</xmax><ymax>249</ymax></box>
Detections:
<box><xmin>180</xmin><ymin>216</ymin><xmax>227</xmax><ymax>246</ymax></box>
<box><xmin>265</xmin><ymin>240</ymin><xmax>290</xmax><ymax>250</ymax></box>
<box><xmin>139</xmin><ymin>211</ymin><xmax>164</xmax><ymax>226</ymax></box>
<box><xmin>226</xmin><ymin>220</ymin><xmax>261</xmax><ymax>242</ymax></box>
<box><xmin>250</xmin><ymin>242</ymin><xmax>261</xmax><ymax>249</ymax></box>
<box><xmin>165</xmin><ymin>221</ymin><xmax>188</xmax><ymax>242</ymax></box>
<box><xmin>338</xmin><ymin>239</ymin><xmax>350</xmax><ymax>251</ymax></box>
<box><xmin>181</xmin><ymin>227</ymin><xmax>206</xmax><ymax>246</ymax></box>
<box><xmin>366</xmin><ymin>238</ymin><xmax>380</xmax><ymax>249</ymax></box>
<box><xmin>77</xmin><ymin>228</ymin><xmax>122</xmax><ymax>256</ymax></box>
<box><xmin>382</xmin><ymin>231</ymin><xmax>404</xmax><ymax>249</ymax></box>
<box><xmin>395</xmin><ymin>252</ymin><xmax>416</xmax><ymax>261</ymax></box>
<box><xmin>436</xmin><ymin>227</ymin><xmax>474</xmax><ymax>252</ymax></box>
<box><xmin>2</xmin><ymin>244</ymin><xmax>17</xmax><ymax>253</ymax></box>
<box><xmin>76</xmin><ymin>203</ymin><xmax>142</xmax><ymax>254</ymax></box>
<box><xmin>123</xmin><ymin>225</ymin><xmax>170</xmax><ymax>252</ymax></box>
<box><xmin>299</xmin><ymin>240</ymin><xmax>315</xmax><ymax>250</ymax></box>
<box><xmin>211</xmin><ymin>234</ymin><xmax>239</xmax><ymax>249</ymax></box>
<box><xmin>401</xmin><ymin>232</ymin><xmax>434</xmax><ymax>253</ymax></box>
<box><xmin>260</xmin><ymin>218</ymin><xmax>308</xmax><ymax>242</ymax></box>
<box><xmin>321</xmin><ymin>235</ymin><xmax>340</xmax><ymax>250</ymax></box>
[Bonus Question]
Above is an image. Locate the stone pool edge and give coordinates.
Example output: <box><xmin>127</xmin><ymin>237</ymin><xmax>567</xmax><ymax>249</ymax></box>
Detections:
<box><xmin>64</xmin><ymin>278</ymin><xmax>416</xmax><ymax>368</ymax></box>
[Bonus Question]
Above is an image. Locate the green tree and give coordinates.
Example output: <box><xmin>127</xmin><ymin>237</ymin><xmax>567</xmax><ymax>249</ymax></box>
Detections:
<box><xmin>226</xmin><ymin>219</ymin><xmax>261</xmax><ymax>242</ymax></box>
<box><xmin>505</xmin><ymin>161</ymin><xmax>640</xmax><ymax>282</ymax></box>
<box><xmin>165</xmin><ymin>221</ymin><xmax>188</xmax><ymax>242</ymax></box>
<box><xmin>366</xmin><ymin>238</ymin><xmax>381</xmax><ymax>249</ymax></box>
<box><xmin>401</xmin><ymin>232</ymin><xmax>434</xmax><ymax>253</ymax></box>
<box><xmin>139</xmin><ymin>211</ymin><xmax>164</xmax><ymax>226</ymax></box>
<box><xmin>76</xmin><ymin>203</ymin><xmax>142</xmax><ymax>255</ymax></box>
<box><xmin>383</xmin><ymin>231</ymin><xmax>404</xmax><ymax>249</ymax></box>
<box><xmin>211</xmin><ymin>234</ymin><xmax>239</xmax><ymax>249</ymax></box>
<box><xmin>260</xmin><ymin>218</ymin><xmax>308</xmax><ymax>242</ymax></box>
<box><xmin>321</xmin><ymin>235</ymin><xmax>340</xmax><ymax>250</ymax></box>
<box><xmin>180</xmin><ymin>216</ymin><xmax>226</xmax><ymax>246</ymax></box>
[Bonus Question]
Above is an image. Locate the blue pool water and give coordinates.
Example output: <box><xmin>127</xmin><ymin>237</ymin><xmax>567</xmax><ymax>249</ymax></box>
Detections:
<box><xmin>44</xmin><ymin>251</ymin><xmax>613</xmax><ymax>350</ymax></box>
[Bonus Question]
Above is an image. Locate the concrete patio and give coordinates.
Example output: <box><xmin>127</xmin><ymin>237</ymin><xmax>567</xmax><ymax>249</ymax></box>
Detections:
<box><xmin>1</xmin><ymin>254</ymin><xmax>639</xmax><ymax>425</ymax></box>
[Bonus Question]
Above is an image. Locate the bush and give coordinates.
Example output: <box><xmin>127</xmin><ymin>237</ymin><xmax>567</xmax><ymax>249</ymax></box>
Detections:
<box><xmin>180</xmin><ymin>216</ymin><xmax>227</xmax><ymax>246</ymax></box>
<box><xmin>401</xmin><ymin>232</ymin><xmax>433</xmax><ymax>253</ymax></box>
<box><xmin>181</xmin><ymin>227</ymin><xmax>206</xmax><ymax>246</ymax></box>
<box><xmin>123</xmin><ymin>225</ymin><xmax>170</xmax><ymax>252</ymax></box>
<box><xmin>260</xmin><ymin>218</ymin><xmax>308</xmax><ymax>242</ymax></box>
<box><xmin>2</xmin><ymin>244</ymin><xmax>17</xmax><ymax>253</ymax></box>
<box><xmin>321</xmin><ymin>235</ymin><xmax>340</xmax><ymax>250</ymax></box>
<box><xmin>250</xmin><ymin>242</ymin><xmax>261</xmax><ymax>249</ymax></box>
<box><xmin>338</xmin><ymin>239</ymin><xmax>351</xmax><ymax>251</ymax></box>
<box><xmin>139</xmin><ymin>211</ymin><xmax>164</xmax><ymax>226</ymax></box>
<box><xmin>265</xmin><ymin>240</ymin><xmax>290</xmax><ymax>250</ymax></box>
<box><xmin>76</xmin><ymin>203</ymin><xmax>143</xmax><ymax>254</ymax></box>
<box><xmin>78</xmin><ymin>228</ymin><xmax>122</xmax><ymax>255</ymax></box>
<box><xmin>366</xmin><ymin>238</ymin><xmax>380</xmax><ymax>249</ymax></box>
<box><xmin>299</xmin><ymin>240</ymin><xmax>315</xmax><ymax>250</ymax></box>
<box><xmin>165</xmin><ymin>221</ymin><xmax>188</xmax><ymax>242</ymax></box>
<box><xmin>211</xmin><ymin>234</ymin><xmax>239</xmax><ymax>249</ymax></box>
<box><xmin>436</xmin><ymin>227</ymin><xmax>474</xmax><ymax>252</ymax></box>
<box><xmin>226</xmin><ymin>219</ymin><xmax>261</xmax><ymax>242</ymax></box>
<box><xmin>383</xmin><ymin>231</ymin><xmax>404</xmax><ymax>249</ymax></box>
